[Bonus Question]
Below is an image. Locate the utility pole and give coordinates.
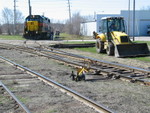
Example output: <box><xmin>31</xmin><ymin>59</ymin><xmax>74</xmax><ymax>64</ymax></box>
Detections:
<box><xmin>28</xmin><ymin>0</ymin><xmax>32</xmax><ymax>15</ymax></box>
<box><xmin>67</xmin><ymin>0</ymin><xmax>71</xmax><ymax>23</ymax></box>
<box><xmin>128</xmin><ymin>0</ymin><xmax>130</xmax><ymax>36</ymax></box>
<box><xmin>133</xmin><ymin>0</ymin><xmax>135</xmax><ymax>41</ymax></box>
<box><xmin>14</xmin><ymin>0</ymin><xmax>17</xmax><ymax>35</ymax></box>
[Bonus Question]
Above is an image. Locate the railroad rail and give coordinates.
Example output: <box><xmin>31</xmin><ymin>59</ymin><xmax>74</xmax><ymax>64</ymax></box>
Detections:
<box><xmin>0</xmin><ymin>42</ymin><xmax>150</xmax><ymax>86</ymax></box>
<box><xmin>36</xmin><ymin>44</ymin><xmax>150</xmax><ymax>86</ymax></box>
<box><xmin>0</xmin><ymin>56</ymin><xmax>114</xmax><ymax>113</ymax></box>
<box><xmin>0</xmin><ymin>81</ymin><xmax>31</xmax><ymax>113</ymax></box>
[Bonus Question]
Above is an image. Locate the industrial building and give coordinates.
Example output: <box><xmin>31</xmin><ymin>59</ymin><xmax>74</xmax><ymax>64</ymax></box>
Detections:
<box><xmin>80</xmin><ymin>10</ymin><xmax>150</xmax><ymax>36</ymax></box>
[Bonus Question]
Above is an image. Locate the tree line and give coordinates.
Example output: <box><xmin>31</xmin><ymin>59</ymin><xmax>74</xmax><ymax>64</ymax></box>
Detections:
<box><xmin>0</xmin><ymin>8</ymin><xmax>89</xmax><ymax>36</ymax></box>
<box><xmin>0</xmin><ymin>8</ymin><xmax>24</xmax><ymax>35</ymax></box>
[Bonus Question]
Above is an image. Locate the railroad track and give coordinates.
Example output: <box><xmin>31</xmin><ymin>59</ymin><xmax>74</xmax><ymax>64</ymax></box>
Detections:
<box><xmin>40</xmin><ymin>45</ymin><xmax>150</xmax><ymax>85</ymax></box>
<box><xmin>0</xmin><ymin>81</ymin><xmax>31</xmax><ymax>113</ymax></box>
<box><xmin>0</xmin><ymin>42</ymin><xmax>150</xmax><ymax>86</ymax></box>
<box><xmin>0</xmin><ymin>56</ymin><xmax>114</xmax><ymax>113</ymax></box>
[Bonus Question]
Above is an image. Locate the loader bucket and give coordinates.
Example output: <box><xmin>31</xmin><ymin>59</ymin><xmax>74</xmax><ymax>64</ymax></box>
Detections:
<box><xmin>115</xmin><ymin>43</ymin><xmax>150</xmax><ymax>58</ymax></box>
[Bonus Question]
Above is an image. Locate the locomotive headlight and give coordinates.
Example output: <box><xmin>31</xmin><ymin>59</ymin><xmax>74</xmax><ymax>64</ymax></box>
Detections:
<box><xmin>36</xmin><ymin>31</ymin><xmax>38</xmax><ymax>34</ymax></box>
<box><xmin>26</xmin><ymin>31</ymin><xmax>28</xmax><ymax>34</ymax></box>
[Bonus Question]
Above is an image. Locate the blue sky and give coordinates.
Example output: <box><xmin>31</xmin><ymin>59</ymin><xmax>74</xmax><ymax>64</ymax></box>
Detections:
<box><xmin>0</xmin><ymin>0</ymin><xmax>150</xmax><ymax>22</ymax></box>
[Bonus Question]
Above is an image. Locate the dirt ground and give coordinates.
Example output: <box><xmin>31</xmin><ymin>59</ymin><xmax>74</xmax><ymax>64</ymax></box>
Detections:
<box><xmin>65</xmin><ymin>49</ymin><xmax>150</xmax><ymax>69</ymax></box>
<box><xmin>0</xmin><ymin>50</ymin><xmax>98</xmax><ymax>113</ymax></box>
<box><xmin>0</xmin><ymin>40</ymin><xmax>150</xmax><ymax>113</ymax></box>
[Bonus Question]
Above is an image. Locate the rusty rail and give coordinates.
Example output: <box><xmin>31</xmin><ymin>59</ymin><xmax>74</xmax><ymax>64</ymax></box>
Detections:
<box><xmin>0</xmin><ymin>56</ymin><xmax>115</xmax><ymax>113</ymax></box>
<box><xmin>0</xmin><ymin>43</ymin><xmax>150</xmax><ymax>86</ymax></box>
<box><xmin>0</xmin><ymin>81</ymin><xmax>31</xmax><ymax>113</ymax></box>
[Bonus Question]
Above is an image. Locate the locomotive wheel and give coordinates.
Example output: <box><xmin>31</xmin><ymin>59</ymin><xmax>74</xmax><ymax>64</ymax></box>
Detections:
<box><xmin>96</xmin><ymin>39</ymin><xmax>105</xmax><ymax>53</ymax></box>
<box><xmin>106</xmin><ymin>42</ymin><xmax>114</xmax><ymax>56</ymax></box>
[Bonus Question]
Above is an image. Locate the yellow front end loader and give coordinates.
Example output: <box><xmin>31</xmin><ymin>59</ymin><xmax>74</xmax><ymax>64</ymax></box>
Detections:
<box><xmin>93</xmin><ymin>17</ymin><xmax>149</xmax><ymax>57</ymax></box>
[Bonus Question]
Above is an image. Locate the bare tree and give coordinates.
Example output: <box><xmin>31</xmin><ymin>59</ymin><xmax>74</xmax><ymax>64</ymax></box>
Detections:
<box><xmin>64</xmin><ymin>20</ymin><xmax>74</xmax><ymax>34</ymax></box>
<box><xmin>83</xmin><ymin>15</ymin><xmax>95</xmax><ymax>22</ymax></box>
<box><xmin>0</xmin><ymin>24</ymin><xmax>2</xmax><ymax>34</ymax></box>
<box><xmin>16</xmin><ymin>10</ymin><xmax>24</xmax><ymax>23</ymax></box>
<box><xmin>51</xmin><ymin>21</ymin><xmax>65</xmax><ymax>33</ymax></box>
<box><xmin>64</xmin><ymin>12</ymin><xmax>85</xmax><ymax>35</ymax></box>
<box><xmin>2</xmin><ymin>8</ymin><xmax>13</xmax><ymax>35</ymax></box>
<box><xmin>15</xmin><ymin>10</ymin><xmax>24</xmax><ymax>34</ymax></box>
<box><xmin>0</xmin><ymin>19</ymin><xmax>2</xmax><ymax>34</ymax></box>
<box><xmin>2</xmin><ymin>8</ymin><xmax>24</xmax><ymax>35</ymax></box>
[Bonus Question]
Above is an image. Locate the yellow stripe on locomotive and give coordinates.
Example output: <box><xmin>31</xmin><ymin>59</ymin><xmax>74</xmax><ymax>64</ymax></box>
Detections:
<box><xmin>27</xmin><ymin>21</ymin><xmax>39</xmax><ymax>31</ymax></box>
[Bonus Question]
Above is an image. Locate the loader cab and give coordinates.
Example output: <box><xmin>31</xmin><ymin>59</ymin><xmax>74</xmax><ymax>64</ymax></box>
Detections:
<box><xmin>101</xmin><ymin>17</ymin><xmax>126</xmax><ymax>32</ymax></box>
<box><xmin>100</xmin><ymin>17</ymin><xmax>126</xmax><ymax>41</ymax></box>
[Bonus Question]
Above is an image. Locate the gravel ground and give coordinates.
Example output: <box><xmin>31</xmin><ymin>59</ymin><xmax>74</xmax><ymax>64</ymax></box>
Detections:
<box><xmin>0</xmin><ymin>51</ymin><xmax>98</xmax><ymax>113</ymax></box>
<box><xmin>65</xmin><ymin>49</ymin><xmax>150</xmax><ymax>70</ymax></box>
<box><xmin>0</xmin><ymin>41</ymin><xmax>150</xmax><ymax>113</ymax></box>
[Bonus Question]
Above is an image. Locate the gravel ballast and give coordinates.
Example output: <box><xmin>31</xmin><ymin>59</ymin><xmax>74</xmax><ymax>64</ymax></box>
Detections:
<box><xmin>0</xmin><ymin>41</ymin><xmax>150</xmax><ymax>113</ymax></box>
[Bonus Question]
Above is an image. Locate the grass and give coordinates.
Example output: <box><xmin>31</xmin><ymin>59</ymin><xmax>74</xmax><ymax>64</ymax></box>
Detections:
<box><xmin>76</xmin><ymin>40</ymin><xmax>150</xmax><ymax>62</ymax></box>
<box><xmin>76</xmin><ymin>47</ymin><xmax>96</xmax><ymax>53</ymax></box>
<box><xmin>0</xmin><ymin>35</ymin><xmax>25</xmax><ymax>40</ymax></box>
<box><xmin>0</xmin><ymin>33</ymin><xmax>92</xmax><ymax>40</ymax></box>
<box><xmin>0</xmin><ymin>95</ymin><xmax>8</xmax><ymax>104</ymax></box>
<box><xmin>64</xmin><ymin>41</ymin><xmax>95</xmax><ymax>44</ymax></box>
<box><xmin>130</xmin><ymin>57</ymin><xmax>150</xmax><ymax>62</ymax></box>
<box><xmin>0</xmin><ymin>34</ymin><xmax>149</xmax><ymax>62</ymax></box>
<box><xmin>75</xmin><ymin>45</ymin><xmax>150</xmax><ymax>62</ymax></box>
<box><xmin>59</xmin><ymin>33</ymin><xmax>92</xmax><ymax>40</ymax></box>
<box><xmin>44</xmin><ymin>109</ymin><xmax>57</xmax><ymax>113</ymax></box>
<box><xmin>134</xmin><ymin>41</ymin><xmax>150</xmax><ymax>46</ymax></box>
<box><xmin>17</xmin><ymin>96</ymin><xmax>28</xmax><ymax>103</ymax></box>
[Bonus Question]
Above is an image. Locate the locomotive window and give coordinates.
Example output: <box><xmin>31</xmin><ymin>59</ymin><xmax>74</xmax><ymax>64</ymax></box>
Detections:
<box><xmin>48</xmin><ymin>19</ymin><xmax>50</xmax><ymax>23</ymax></box>
<box><xmin>26</xmin><ymin>18</ymin><xmax>43</xmax><ymax>22</ymax></box>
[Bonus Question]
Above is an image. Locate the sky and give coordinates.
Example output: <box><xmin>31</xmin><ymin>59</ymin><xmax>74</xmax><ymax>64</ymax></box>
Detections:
<box><xmin>0</xmin><ymin>0</ymin><xmax>150</xmax><ymax>23</ymax></box>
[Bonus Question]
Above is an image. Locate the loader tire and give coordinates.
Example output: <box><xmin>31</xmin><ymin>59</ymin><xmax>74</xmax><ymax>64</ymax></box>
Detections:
<box><xmin>96</xmin><ymin>39</ymin><xmax>105</xmax><ymax>53</ymax></box>
<box><xmin>106</xmin><ymin>42</ymin><xmax>114</xmax><ymax>56</ymax></box>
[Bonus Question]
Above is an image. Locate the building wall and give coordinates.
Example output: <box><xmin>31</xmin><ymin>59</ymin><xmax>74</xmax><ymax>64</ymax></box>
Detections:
<box><xmin>80</xmin><ymin>21</ymin><xmax>96</xmax><ymax>36</ymax></box>
<box><xmin>80</xmin><ymin>10</ymin><xmax>150</xmax><ymax>36</ymax></box>
<box><xmin>121</xmin><ymin>10</ymin><xmax>150</xmax><ymax>36</ymax></box>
